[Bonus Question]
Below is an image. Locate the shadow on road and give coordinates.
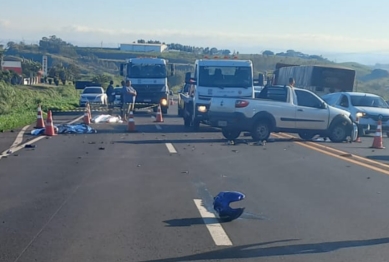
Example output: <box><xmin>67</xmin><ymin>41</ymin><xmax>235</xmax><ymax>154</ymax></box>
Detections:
<box><xmin>141</xmin><ymin>237</ymin><xmax>389</xmax><ymax>261</ymax></box>
<box><xmin>163</xmin><ymin>217</ymin><xmax>222</xmax><ymax>227</ymax></box>
<box><xmin>366</xmin><ymin>155</ymin><xmax>389</xmax><ymax>162</ymax></box>
<box><xmin>113</xmin><ymin>138</ymin><xmax>227</xmax><ymax>145</ymax></box>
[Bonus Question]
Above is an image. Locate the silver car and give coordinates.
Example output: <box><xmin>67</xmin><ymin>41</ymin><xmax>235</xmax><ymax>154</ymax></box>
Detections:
<box><xmin>79</xmin><ymin>86</ymin><xmax>108</xmax><ymax>107</ymax></box>
<box><xmin>322</xmin><ymin>92</ymin><xmax>389</xmax><ymax>137</ymax></box>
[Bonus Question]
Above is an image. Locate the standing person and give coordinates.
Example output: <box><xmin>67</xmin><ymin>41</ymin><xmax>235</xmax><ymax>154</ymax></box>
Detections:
<box><xmin>106</xmin><ymin>80</ymin><xmax>115</xmax><ymax>109</ymax></box>
<box><xmin>288</xmin><ymin>77</ymin><xmax>295</xmax><ymax>88</ymax></box>
<box><xmin>121</xmin><ymin>80</ymin><xmax>137</xmax><ymax>120</ymax></box>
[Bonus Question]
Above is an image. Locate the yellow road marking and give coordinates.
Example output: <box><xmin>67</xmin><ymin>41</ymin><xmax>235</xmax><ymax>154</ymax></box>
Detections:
<box><xmin>276</xmin><ymin>133</ymin><xmax>389</xmax><ymax>169</ymax></box>
<box><xmin>271</xmin><ymin>133</ymin><xmax>389</xmax><ymax>175</ymax></box>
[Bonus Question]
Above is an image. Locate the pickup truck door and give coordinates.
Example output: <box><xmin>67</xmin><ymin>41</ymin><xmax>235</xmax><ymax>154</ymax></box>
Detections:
<box><xmin>294</xmin><ymin>89</ymin><xmax>329</xmax><ymax>130</ymax></box>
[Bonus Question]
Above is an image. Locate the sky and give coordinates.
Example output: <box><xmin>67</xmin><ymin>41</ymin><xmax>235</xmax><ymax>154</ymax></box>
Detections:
<box><xmin>1</xmin><ymin>0</ymin><xmax>389</xmax><ymax>64</ymax></box>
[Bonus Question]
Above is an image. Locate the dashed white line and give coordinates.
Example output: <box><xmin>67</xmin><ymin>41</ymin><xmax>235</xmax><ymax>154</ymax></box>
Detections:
<box><xmin>156</xmin><ymin>125</ymin><xmax>162</xmax><ymax>130</ymax></box>
<box><xmin>165</xmin><ymin>143</ymin><xmax>177</xmax><ymax>154</ymax></box>
<box><xmin>193</xmin><ymin>199</ymin><xmax>233</xmax><ymax>246</ymax></box>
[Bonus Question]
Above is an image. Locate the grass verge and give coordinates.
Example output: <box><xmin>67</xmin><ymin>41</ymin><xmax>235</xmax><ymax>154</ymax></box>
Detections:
<box><xmin>0</xmin><ymin>81</ymin><xmax>80</xmax><ymax>131</ymax></box>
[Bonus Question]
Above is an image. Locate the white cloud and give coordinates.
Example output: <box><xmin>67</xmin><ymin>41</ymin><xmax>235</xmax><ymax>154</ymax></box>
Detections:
<box><xmin>58</xmin><ymin>25</ymin><xmax>389</xmax><ymax>53</ymax></box>
<box><xmin>2</xmin><ymin>23</ymin><xmax>389</xmax><ymax>54</ymax></box>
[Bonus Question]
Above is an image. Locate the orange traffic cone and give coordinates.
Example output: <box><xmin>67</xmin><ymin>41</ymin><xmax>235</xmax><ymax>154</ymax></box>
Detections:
<box><xmin>355</xmin><ymin>117</ymin><xmax>361</xmax><ymax>143</ymax></box>
<box><xmin>154</xmin><ymin>105</ymin><xmax>164</xmax><ymax>123</ymax></box>
<box><xmin>35</xmin><ymin>104</ymin><xmax>45</xmax><ymax>128</ymax></box>
<box><xmin>170</xmin><ymin>98</ymin><xmax>174</xmax><ymax>105</ymax></box>
<box><xmin>371</xmin><ymin>119</ymin><xmax>384</xmax><ymax>149</ymax></box>
<box><xmin>83</xmin><ymin>106</ymin><xmax>90</xmax><ymax>125</ymax></box>
<box><xmin>127</xmin><ymin>111</ymin><xmax>137</xmax><ymax>132</ymax></box>
<box><xmin>44</xmin><ymin>110</ymin><xmax>56</xmax><ymax>136</ymax></box>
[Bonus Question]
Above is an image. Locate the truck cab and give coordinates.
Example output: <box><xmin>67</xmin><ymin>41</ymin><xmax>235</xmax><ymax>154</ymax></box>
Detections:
<box><xmin>120</xmin><ymin>57</ymin><xmax>174</xmax><ymax>114</ymax></box>
<box><xmin>182</xmin><ymin>58</ymin><xmax>255</xmax><ymax>130</ymax></box>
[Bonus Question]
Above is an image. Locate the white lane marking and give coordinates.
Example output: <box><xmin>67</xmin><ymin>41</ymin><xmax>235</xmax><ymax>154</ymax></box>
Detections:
<box><xmin>1</xmin><ymin>125</ymin><xmax>30</xmax><ymax>155</ymax></box>
<box><xmin>68</xmin><ymin>115</ymin><xmax>84</xmax><ymax>125</ymax></box>
<box><xmin>193</xmin><ymin>199</ymin><xmax>233</xmax><ymax>246</ymax></box>
<box><xmin>156</xmin><ymin>125</ymin><xmax>162</xmax><ymax>130</ymax></box>
<box><xmin>165</xmin><ymin>143</ymin><xmax>177</xmax><ymax>154</ymax></box>
<box><xmin>0</xmin><ymin>115</ymin><xmax>84</xmax><ymax>160</ymax></box>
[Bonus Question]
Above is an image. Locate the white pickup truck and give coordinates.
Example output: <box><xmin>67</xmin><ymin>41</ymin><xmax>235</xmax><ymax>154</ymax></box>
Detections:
<box><xmin>208</xmin><ymin>85</ymin><xmax>357</xmax><ymax>142</ymax></box>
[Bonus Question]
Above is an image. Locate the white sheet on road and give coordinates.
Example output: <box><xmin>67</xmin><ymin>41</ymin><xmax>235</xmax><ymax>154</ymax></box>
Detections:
<box><xmin>92</xmin><ymin>114</ymin><xmax>123</xmax><ymax>124</ymax></box>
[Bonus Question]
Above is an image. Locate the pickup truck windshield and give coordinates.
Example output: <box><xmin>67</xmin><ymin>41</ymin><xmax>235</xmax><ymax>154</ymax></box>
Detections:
<box><xmin>350</xmin><ymin>95</ymin><xmax>389</xmax><ymax>108</ymax></box>
<box><xmin>198</xmin><ymin>66</ymin><xmax>252</xmax><ymax>88</ymax></box>
<box><xmin>128</xmin><ymin>64</ymin><xmax>167</xmax><ymax>78</ymax></box>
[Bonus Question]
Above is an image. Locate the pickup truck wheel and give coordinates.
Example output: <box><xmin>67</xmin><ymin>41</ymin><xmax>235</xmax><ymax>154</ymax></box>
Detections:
<box><xmin>222</xmin><ymin>129</ymin><xmax>241</xmax><ymax>140</ymax></box>
<box><xmin>162</xmin><ymin>108</ymin><xmax>168</xmax><ymax>115</ymax></box>
<box><xmin>251</xmin><ymin>120</ymin><xmax>271</xmax><ymax>141</ymax></box>
<box><xmin>298</xmin><ymin>132</ymin><xmax>316</xmax><ymax>140</ymax></box>
<box><xmin>329</xmin><ymin>124</ymin><xmax>348</xmax><ymax>143</ymax></box>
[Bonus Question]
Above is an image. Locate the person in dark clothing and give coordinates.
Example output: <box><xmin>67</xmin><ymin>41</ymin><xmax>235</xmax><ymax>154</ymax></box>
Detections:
<box><xmin>121</xmin><ymin>80</ymin><xmax>137</xmax><ymax>119</ymax></box>
<box><xmin>106</xmin><ymin>81</ymin><xmax>115</xmax><ymax>108</ymax></box>
<box><xmin>288</xmin><ymin>77</ymin><xmax>295</xmax><ymax>88</ymax></box>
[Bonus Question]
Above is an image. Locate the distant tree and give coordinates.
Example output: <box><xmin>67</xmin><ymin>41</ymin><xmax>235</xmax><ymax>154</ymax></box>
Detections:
<box><xmin>92</xmin><ymin>74</ymin><xmax>112</xmax><ymax>87</ymax></box>
<box><xmin>21</xmin><ymin>59</ymin><xmax>41</xmax><ymax>77</ymax></box>
<box><xmin>262</xmin><ymin>50</ymin><xmax>274</xmax><ymax>56</ymax></box>
<box><xmin>210</xmin><ymin>47</ymin><xmax>218</xmax><ymax>55</ymax></box>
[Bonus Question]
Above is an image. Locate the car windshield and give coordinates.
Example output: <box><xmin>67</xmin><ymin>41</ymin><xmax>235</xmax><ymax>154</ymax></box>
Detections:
<box><xmin>198</xmin><ymin>66</ymin><xmax>252</xmax><ymax>88</ymax></box>
<box><xmin>350</xmin><ymin>95</ymin><xmax>389</xmax><ymax>108</ymax></box>
<box><xmin>83</xmin><ymin>88</ymin><xmax>102</xmax><ymax>94</ymax></box>
<box><xmin>127</xmin><ymin>64</ymin><xmax>167</xmax><ymax>78</ymax></box>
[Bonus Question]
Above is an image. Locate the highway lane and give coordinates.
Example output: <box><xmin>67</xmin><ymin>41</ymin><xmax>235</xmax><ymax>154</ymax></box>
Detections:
<box><xmin>0</xmin><ymin>113</ymin><xmax>218</xmax><ymax>262</ymax></box>
<box><xmin>1</xmin><ymin>106</ymin><xmax>389</xmax><ymax>261</ymax></box>
<box><xmin>0</xmin><ymin>113</ymin><xmax>85</xmax><ymax>155</ymax></box>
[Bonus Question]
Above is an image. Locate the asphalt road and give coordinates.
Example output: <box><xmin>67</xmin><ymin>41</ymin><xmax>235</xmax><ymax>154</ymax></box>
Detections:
<box><xmin>1</xmin><ymin>105</ymin><xmax>389</xmax><ymax>262</ymax></box>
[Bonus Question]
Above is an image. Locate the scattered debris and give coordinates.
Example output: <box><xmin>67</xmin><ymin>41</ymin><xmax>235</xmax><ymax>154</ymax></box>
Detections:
<box><xmin>24</xmin><ymin>144</ymin><xmax>36</xmax><ymax>149</ymax></box>
<box><xmin>98</xmin><ymin>147</ymin><xmax>105</xmax><ymax>150</ymax></box>
<box><xmin>181</xmin><ymin>171</ymin><xmax>189</xmax><ymax>174</ymax></box>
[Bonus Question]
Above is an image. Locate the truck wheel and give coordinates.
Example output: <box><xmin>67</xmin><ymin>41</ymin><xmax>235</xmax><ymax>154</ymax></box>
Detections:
<box><xmin>153</xmin><ymin>107</ymin><xmax>158</xmax><ymax>113</ymax></box>
<box><xmin>222</xmin><ymin>129</ymin><xmax>241</xmax><ymax>140</ymax></box>
<box><xmin>162</xmin><ymin>108</ymin><xmax>168</xmax><ymax>115</ymax></box>
<box><xmin>298</xmin><ymin>132</ymin><xmax>316</xmax><ymax>140</ymax></box>
<box><xmin>386</xmin><ymin>132</ymin><xmax>389</xmax><ymax>138</ymax></box>
<box><xmin>328</xmin><ymin>124</ymin><xmax>348</xmax><ymax>143</ymax></box>
<box><xmin>251</xmin><ymin>120</ymin><xmax>271</xmax><ymax>141</ymax></box>
<box><xmin>178</xmin><ymin>108</ymin><xmax>183</xmax><ymax>117</ymax></box>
